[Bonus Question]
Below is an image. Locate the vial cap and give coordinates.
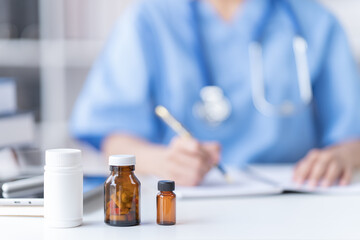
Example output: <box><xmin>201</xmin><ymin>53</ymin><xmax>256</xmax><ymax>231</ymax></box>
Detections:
<box><xmin>45</xmin><ymin>149</ymin><xmax>81</xmax><ymax>167</ymax></box>
<box><xmin>158</xmin><ymin>180</ymin><xmax>175</xmax><ymax>191</ymax></box>
<box><xmin>109</xmin><ymin>155</ymin><xmax>136</xmax><ymax>166</ymax></box>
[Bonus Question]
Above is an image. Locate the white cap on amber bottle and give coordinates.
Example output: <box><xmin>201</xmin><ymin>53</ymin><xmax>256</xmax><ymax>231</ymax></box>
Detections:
<box><xmin>109</xmin><ymin>155</ymin><xmax>136</xmax><ymax>166</ymax></box>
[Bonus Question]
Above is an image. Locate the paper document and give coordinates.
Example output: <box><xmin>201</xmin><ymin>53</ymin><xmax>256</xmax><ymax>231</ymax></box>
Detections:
<box><xmin>176</xmin><ymin>165</ymin><xmax>360</xmax><ymax>199</ymax></box>
<box><xmin>176</xmin><ymin>168</ymin><xmax>282</xmax><ymax>199</ymax></box>
<box><xmin>245</xmin><ymin>165</ymin><xmax>360</xmax><ymax>195</ymax></box>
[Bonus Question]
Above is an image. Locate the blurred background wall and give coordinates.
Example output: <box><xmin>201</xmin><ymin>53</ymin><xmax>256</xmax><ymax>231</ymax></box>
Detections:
<box><xmin>0</xmin><ymin>0</ymin><xmax>358</xmax><ymax>124</ymax></box>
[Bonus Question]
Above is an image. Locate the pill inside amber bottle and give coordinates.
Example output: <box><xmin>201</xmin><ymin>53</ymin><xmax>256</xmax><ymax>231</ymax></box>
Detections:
<box><xmin>157</xmin><ymin>180</ymin><xmax>176</xmax><ymax>225</ymax></box>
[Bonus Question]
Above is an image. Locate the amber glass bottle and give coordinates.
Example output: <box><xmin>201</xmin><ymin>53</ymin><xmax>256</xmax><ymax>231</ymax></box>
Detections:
<box><xmin>104</xmin><ymin>155</ymin><xmax>140</xmax><ymax>226</ymax></box>
<box><xmin>157</xmin><ymin>180</ymin><xmax>176</xmax><ymax>225</ymax></box>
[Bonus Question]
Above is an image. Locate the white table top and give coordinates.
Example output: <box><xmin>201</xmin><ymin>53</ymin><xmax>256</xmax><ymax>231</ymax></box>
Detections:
<box><xmin>2</xmin><ymin>123</ymin><xmax>358</xmax><ymax>239</ymax></box>
<box><xmin>1</xmin><ymin>188</ymin><xmax>360</xmax><ymax>240</ymax></box>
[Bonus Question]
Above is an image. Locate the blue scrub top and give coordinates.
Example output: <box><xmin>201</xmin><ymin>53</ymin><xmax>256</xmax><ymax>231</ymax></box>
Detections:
<box><xmin>70</xmin><ymin>0</ymin><xmax>360</xmax><ymax>167</ymax></box>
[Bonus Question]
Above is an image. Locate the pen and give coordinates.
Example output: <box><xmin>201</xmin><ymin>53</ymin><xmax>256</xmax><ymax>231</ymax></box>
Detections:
<box><xmin>155</xmin><ymin>105</ymin><xmax>232</xmax><ymax>183</ymax></box>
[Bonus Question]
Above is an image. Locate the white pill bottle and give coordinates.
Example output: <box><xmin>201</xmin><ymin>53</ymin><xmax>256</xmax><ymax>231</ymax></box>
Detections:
<box><xmin>44</xmin><ymin>149</ymin><xmax>83</xmax><ymax>228</ymax></box>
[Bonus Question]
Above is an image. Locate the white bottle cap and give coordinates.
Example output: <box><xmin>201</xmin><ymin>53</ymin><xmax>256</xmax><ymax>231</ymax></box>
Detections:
<box><xmin>109</xmin><ymin>155</ymin><xmax>136</xmax><ymax>166</ymax></box>
<box><xmin>45</xmin><ymin>149</ymin><xmax>82</xmax><ymax>167</ymax></box>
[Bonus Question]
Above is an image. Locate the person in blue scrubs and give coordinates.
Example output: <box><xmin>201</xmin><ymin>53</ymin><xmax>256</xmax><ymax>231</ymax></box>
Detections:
<box><xmin>70</xmin><ymin>0</ymin><xmax>360</xmax><ymax>186</ymax></box>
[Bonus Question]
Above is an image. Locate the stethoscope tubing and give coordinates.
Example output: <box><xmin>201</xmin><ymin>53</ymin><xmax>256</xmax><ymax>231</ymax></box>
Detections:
<box><xmin>190</xmin><ymin>0</ymin><xmax>313</xmax><ymax>118</ymax></box>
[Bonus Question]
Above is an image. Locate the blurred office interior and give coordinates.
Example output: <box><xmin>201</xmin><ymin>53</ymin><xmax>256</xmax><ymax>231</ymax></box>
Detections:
<box><xmin>0</xmin><ymin>0</ymin><xmax>359</xmax><ymax>125</ymax></box>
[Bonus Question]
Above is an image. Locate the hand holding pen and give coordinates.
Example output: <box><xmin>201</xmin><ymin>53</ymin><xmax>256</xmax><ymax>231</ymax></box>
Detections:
<box><xmin>164</xmin><ymin>136</ymin><xmax>221</xmax><ymax>186</ymax></box>
<box><xmin>155</xmin><ymin>105</ymin><xmax>232</xmax><ymax>185</ymax></box>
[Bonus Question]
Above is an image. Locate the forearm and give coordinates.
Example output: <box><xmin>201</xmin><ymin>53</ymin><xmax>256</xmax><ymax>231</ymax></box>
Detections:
<box><xmin>101</xmin><ymin>134</ymin><xmax>167</xmax><ymax>176</ymax></box>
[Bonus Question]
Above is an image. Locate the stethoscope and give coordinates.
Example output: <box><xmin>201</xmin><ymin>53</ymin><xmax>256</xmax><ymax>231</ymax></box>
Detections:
<box><xmin>190</xmin><ymin>0</ymin><xmax>313</xmax><ymax>126</ymax></box>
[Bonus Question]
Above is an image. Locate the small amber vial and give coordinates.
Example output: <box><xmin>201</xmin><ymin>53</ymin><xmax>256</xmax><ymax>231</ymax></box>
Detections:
<box><xmin>157</xmin><ymin>180</ymin><xmax>176</xmax><ymax>225</ymax></box>
<box><xmin>104</xmin><ymin>155</ymin><xmax>141</xmax><ymax>227</ymax></box>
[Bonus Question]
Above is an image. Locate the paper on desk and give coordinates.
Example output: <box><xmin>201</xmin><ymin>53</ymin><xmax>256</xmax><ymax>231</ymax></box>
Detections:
<box><xmin>175</xmin><ymin>168</ymin><xmax>282</xmax><ymax>199</ymax></box>
<box><xmin>246</xmin><ymin>165</ymin><xmax>360</xmax><ymax>195</ymax></box>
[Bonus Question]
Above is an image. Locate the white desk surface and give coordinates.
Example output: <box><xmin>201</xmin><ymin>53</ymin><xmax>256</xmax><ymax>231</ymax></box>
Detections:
<box><xmin>1</xmin><ymin>189</ymin><xmax>360</xmax><ymax>240</ymax></box>
<box><xmin>2</xmin><ymin>123</ymin><xmax>359</xmax><ymax>239</ymax></box>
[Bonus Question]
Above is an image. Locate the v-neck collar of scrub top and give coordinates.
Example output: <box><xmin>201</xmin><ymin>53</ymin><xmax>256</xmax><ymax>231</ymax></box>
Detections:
<box><xmin>193</xmin><ymin>0</ymin><xmax>272</xmax><ymax>43</ymax></box>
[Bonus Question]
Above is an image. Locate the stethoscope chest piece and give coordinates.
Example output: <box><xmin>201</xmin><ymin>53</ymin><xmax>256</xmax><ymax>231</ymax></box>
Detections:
<box><xmin>193</xmin><ymin>86</ymin><xmax>232</xmax><ymax>126</ymax></box>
